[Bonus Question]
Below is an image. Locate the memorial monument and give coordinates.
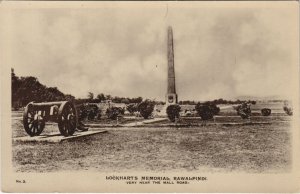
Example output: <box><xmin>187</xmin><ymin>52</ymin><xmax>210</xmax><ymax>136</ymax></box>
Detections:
<box><xmin>166</xmin><ymin>26</ymin><xmax>178</xmax><ymax>105</ymax></box>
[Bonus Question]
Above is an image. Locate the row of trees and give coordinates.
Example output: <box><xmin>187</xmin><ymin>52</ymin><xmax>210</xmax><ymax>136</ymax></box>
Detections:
<box><xmin>86</xmin><ymin>95</ymin><xmax>256</xmax><ymax>106</ymax></box>
<box><xmin>11</xmin><ymin>69</ymin><xmax>75</xmax><ymax>109</ymax></box>
<box><xmin>75</xmin><ymin>94</ymin><xmax>166</xmax><ymax>106</ymax></box>
<box><xmin>86</xmin><ymin>92</ymin><xmax>144</xmax><ymax>104</ymax></box>
<box><xmin>178</xmin><ymin>99</ymin><xmax>256</xmax><ymax>105</ymax></box>
<box><xmin>78</xmin><ymin>100</ymin><xmax>155</xmax><ymax>121</ymax></box>
<box><xmin>11</xmin><ymin>69</ymin><xmax>152</xmax><ymax>109</ymax></box>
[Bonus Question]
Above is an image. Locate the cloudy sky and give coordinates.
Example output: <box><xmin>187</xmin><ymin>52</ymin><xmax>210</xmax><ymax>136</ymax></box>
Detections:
<box><xmin>6</xmin><ymin>2</ymin><xmax>298</xmax><ymax>101</ymax></box>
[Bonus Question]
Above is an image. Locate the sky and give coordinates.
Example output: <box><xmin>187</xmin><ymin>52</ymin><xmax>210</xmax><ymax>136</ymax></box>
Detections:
<box><xmin>5</xmin><ymin>2</ymin><xmax>298</xmax><ymax>101</ymax></box>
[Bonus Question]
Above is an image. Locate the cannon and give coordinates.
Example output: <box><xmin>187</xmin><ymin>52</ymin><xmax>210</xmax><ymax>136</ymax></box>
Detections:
<box><xmin>23</xmin><ymin>101</ymin><xmax>78</xmax><ymax>137</ymax></box>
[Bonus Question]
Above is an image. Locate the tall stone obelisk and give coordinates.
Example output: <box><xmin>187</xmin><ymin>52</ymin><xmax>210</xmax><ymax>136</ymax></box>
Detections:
<box><xmin>166</xmin><ymin>26</ymin><xmax>178</xmax><ymax>105</ymax></box>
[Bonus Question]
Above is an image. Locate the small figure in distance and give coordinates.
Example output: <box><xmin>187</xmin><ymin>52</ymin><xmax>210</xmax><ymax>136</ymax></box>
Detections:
<box><xmin>236</xmin><ymin>102</ymin><xmax>251</xmax><ymax>120</ymax></box>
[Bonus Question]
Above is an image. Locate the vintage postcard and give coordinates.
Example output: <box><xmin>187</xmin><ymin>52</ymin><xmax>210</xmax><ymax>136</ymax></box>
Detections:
<box><xmin>1</xmin><ymin>1</ymin><xmax>299</xmax><ymax>193</ymax></box>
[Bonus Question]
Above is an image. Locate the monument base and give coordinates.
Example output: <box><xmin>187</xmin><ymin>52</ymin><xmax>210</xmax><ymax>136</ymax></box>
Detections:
<box><xmin>166</xmin><ymin>93</ymin><xmax>178</xmax><ymax>105</ymax></box>
<box><xmin>155</xmin><ymin>104</ymin><xmax>168</xmax><ymax>116</ymax></box>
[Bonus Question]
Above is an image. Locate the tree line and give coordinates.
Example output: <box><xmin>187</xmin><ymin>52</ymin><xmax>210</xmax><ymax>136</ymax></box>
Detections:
<box><xmin>12</xmin><ymin>69</ymin><xmax>255</xmax><ymax>110</ymax></box>
<box><xmin>11</xmin><ymin>69</ymin><xmax>158</xmax><ymax>109</ymax></box>
<box><xmin>11</xmin><ymin>69</ymin><xmax>75</xmax><ymax>109</ymax></box>
<box><xmin>179</xmin><ymin>98</ymin><xmax>256</xmax><ymax>105</ymax></box>
<box><xmin>84</xmin><ymin>92</ymin><xmax>144</xmax><ymax>104</ymax></box>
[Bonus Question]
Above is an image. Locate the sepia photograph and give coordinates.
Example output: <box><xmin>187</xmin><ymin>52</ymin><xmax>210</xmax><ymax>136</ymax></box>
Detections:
<box><xmin>1</xmin><ymin>1</ymin><xmax>299</xmax><ymax>192</ymax></box>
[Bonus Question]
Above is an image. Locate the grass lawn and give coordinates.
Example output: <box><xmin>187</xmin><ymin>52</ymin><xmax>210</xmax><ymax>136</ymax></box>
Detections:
<box><xmin>83</xmin><ymin>117</ymin><xmax>143</xmax><ymax>125</ymax></box>
<box><xmin>145</xmin><ymin>116</ymin><xmax>291</xmax><ymax>126</ymax></box>
<box><xmin>13</xmin><ymin>120</ymin><xmax>291</xmax><ymax>173</ymax></box>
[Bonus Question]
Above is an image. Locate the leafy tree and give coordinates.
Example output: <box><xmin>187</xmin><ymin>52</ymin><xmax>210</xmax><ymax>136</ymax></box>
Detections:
<box><xmin>105</xmin><ymin>94</ymin><xmax>112</xmax><ymax>100</ymax></box>
<box><xmin>129</xmin><ymin>97</ymin><xmax>143</xmax><ymax>104</ymax></box>
<box><xmin>138</xmin><ymin>100</ymin><xmax>155</xmax><ymax>119</ymax></box>
<box><xmin>88</xmin><ymin>92</ymin><xmax>94</xmax><ymax>100</ymax></box>
<box><xmin>166</xmin><ymin>104</ymin><xmax>181</xmax><ymax>122</ymax></box>
<box><xmin>11</xmin><ymin>70</ymin><xmax>75</xmax><ymax>108</ymax></box>
<box><xmin>65</xmin><ymin>94</ymin><xmax>75</xmax><ymax>103</ymax></box>
<box><xmin>11</xmin><ymin>68</ymin><xmax>22</xmax><ymax>109</ymax></box>
<box><xmin>96</xmin><ymin>93</ymin><xmax>106</xmax><ymax>102</ymax></box>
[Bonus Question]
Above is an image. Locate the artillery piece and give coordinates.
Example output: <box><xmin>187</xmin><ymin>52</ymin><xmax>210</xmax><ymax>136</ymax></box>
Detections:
<box><xmin>23</xmin><ymin>101</ymin><xmax>77</xmax><ymax>137</ymax></box>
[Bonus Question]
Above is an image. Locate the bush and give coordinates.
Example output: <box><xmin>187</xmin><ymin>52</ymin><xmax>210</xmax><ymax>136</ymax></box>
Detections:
<box><xmin>251</xmin><ymin>101</ymin><xmax>257</xmax><ymax>105</ymax></box>
<box><xmin>76</xmin><ymin>104</ymin><xmax>101</xmax><ymax>121</ymax></box>
<box><xmin>166</xmin><ymin>104</ymin><xmax>181</xmax><ymax>122</ymax></box>
<box><xmin>77</xmin><ymin>104</ymin><xmax>88</xmax><ymax>121</ymax></box>
<box><xmin>138</xmin><ymin>100</ymin><xmax>155</xmax><ymax>119</ymax></box>
<box><xmin>195</xmin><ymin>103</ymin><xmax>215</xmax><ymax>121</ymax></box>
<box><xmin>118</xmin><ymin>107</ymin><xmax>125</xmax><ymax>115</ymax></box>
<box><xmin>106</xmin><ymin>107</ymin><xmax>121</xmax><ymax>120</ymax></box>
<box><xmin>126</xmin><ymin>103</ymin><xmax>138</xmax><ymax>114</ymax></box>
<box><xmin>283</xmin><ymin>106</ymin><xmax>293</xmax><ymax>116</ymax></box>
<box><xmin>236</xmin><ymin>102</ymin><xmax>251</xmax><ymax>119</ymax></box>
<box><xmin>261</xmin><ymin>108</ymin><xmax>271</xmax><ymax>116</ymax></box>
<box><xmin>96</xmin><ymin>112</ymin><xmax>102</xmax><ymax>120</ymax></box>
<box><xmin>87</xmin><ymin>105</ymin><xmax>100</xmax><ymax>120</ymax></box>
<box><xmin>210</xmin><ymin>104</ymin><xmax>220</xmax><ymax>115</ymax></box>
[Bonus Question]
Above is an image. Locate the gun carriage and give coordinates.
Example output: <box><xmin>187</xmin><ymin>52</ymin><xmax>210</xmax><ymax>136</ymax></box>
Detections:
<box><xmin>23</xmin><ymin>101</ymin><xmax>77</xmax><ymax>137</ymax></box>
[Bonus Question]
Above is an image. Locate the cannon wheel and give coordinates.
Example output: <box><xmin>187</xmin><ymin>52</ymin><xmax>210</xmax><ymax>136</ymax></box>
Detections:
<box><xmin>58</xmin><ymin>101</ymin><xmax>77</xmax><ymax>137</ymax></box>
<box><xmin>23</xmin><ymin>103</ymin><xmax>45</xmax><ymax>137</ymax></box>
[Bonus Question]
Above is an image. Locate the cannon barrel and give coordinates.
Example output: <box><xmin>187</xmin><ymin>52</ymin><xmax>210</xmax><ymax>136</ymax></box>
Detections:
<box><xmin>29</xmin><ymin>101</ymin><xmax>67</xmax><ymax>107</ymax></box>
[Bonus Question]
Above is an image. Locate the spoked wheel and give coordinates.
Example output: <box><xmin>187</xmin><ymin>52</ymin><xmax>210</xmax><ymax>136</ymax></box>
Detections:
<box><xmin>58</xmin><ymin>101</ymin><xmax>77</xmax><ymax>137</ymax></box>
<box><xmin>23</xmin><ymin>103</ymin><xmax>45</xmax><ymax>137</ymax></box>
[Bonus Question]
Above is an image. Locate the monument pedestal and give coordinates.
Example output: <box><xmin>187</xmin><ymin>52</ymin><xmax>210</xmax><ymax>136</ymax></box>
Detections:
<box><xmin>166</xmin><ymin>93</ymin><xmax>178</xmax><ymax>105</ymax></box>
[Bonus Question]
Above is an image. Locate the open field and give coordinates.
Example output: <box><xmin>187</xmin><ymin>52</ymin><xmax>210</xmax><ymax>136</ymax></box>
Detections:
<box><xmin>12</xmin><ymin>110</ymin><xmax>292</xmax><ymax>173</ymax></box>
